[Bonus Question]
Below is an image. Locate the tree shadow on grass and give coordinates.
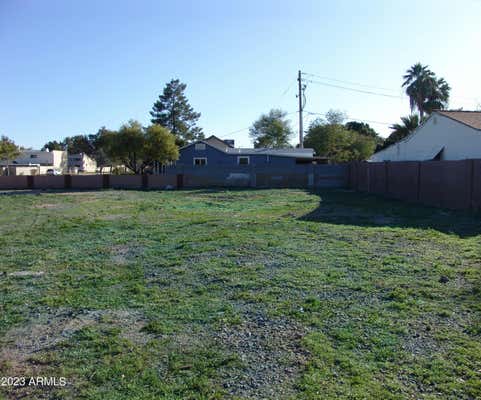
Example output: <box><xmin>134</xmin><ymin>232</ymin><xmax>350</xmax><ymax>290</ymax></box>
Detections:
<box><xmin>299</xmin><ymin>189</ymin><xmax>481</xmax><ymax>238</ymax></box>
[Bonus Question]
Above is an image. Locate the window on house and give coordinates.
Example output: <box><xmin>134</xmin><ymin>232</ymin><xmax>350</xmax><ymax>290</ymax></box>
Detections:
<box><xmin>238</xmin><ymin>156</ymin><xmax>250</xmax><ymax>165</ymax></box>
<box><xmin>30</xmin><ymin>155</ymin><xmax>38</xmax><ymax>159</ymax></box>
<box><xmin>193</xmin><ymin>157</ymin><xmax>207</xmax><ymax>166</ymax></box>
<box><xmin>194</xmin><ymin>143</ymin><xmax>206</xmax><ymax>151</ymax></box>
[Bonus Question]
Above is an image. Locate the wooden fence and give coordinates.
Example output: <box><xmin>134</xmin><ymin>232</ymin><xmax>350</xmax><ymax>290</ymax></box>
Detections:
<box><xmin>0</xmin><ymin>165</ymin><xmax>349</xmax><ymax>191</ymax></box>
<box><xmin>0</xmin><ymin>174</ymin><xmax>176</xmax><ymax>191</ymax></box>
<box><xmin>175</xmin><ymin>164</ymin><xmax>348</xmax><ymax>188</ymax></box>
<box><xmin>2</xmin><ymin>162</ymin><xmax>479</xmax><ymax>211</ymax></box>
<box><xmin>348</xmin><ymin>160</ymin><xmax>481</xmax><ymax>211</ymax></box>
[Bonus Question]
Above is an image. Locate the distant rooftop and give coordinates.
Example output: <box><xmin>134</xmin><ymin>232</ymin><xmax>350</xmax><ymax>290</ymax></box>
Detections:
<box><xmin>224</xmin><ymin>147</ymin><xmax>314</xmax><ymax>157</ymax></box>
<box><xmin>196</xmin><ymin>135</ymin><xmax>315</xmax><ymax>158</ymax></box>
<box><xmin>436</xmin><ymin>110</ymin><xmax>481</xmax><ymax>131</ymax></box>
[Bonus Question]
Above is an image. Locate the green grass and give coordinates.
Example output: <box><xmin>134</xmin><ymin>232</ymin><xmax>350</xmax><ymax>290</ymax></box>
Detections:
<box><xmin>0</xmin><ymin>188</ymin><xmax>480</xmax><ymax>399</ymax></box>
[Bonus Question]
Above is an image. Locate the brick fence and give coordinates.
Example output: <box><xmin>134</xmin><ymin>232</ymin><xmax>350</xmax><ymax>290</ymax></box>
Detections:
<box><xmin>348</xmin><ymin>160</ymin><xmax>481</xmax><ymax>211</ymax></box>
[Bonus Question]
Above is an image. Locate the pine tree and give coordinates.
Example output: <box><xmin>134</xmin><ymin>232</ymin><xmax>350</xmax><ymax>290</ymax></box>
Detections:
<box><xmin>150</xmin><ymin>79</ymin><xmax>204</xmax><ymax>145</ymax></box>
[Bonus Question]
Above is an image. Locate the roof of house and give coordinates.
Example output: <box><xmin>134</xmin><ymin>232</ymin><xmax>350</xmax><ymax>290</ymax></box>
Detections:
<box><xmin>223</xmin><ymin>147</ymin><xmax>314</xmax><ymax>157</ymax></box>
<box><xmin>436</xmin><ymin>110</ymin><xmax>481</xmax><ymax>130</ymax></box>
<box><xmin>204</xmin><ymin>136</ymin><xmax>235</xmax><ymax>151</ymax></box>
<box><xmin>184</xmin><ymin>135</ymin><xmax>315</xmax><ymax>158</ymax></box>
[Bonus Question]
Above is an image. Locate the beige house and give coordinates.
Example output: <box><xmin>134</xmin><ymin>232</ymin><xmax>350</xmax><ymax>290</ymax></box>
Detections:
<box><xmin>0</xmin><ymin>149</ymin><xmax>68</xmax><ymax>175</ymax></box>
<box><xmin>68</xmin><ymin>153</ymin><xmax>97</xmax><ymax>173</ymax></box>
<box><xmin>0</xmin><ymin>165</ymin><xmax>41</xmax><ymax>176</ymax></box>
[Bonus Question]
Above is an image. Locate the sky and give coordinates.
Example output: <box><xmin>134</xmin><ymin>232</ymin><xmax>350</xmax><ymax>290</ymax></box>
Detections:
<box><xmin>1</xmin><ymin>0</ymin><xmax>480</xmax><ymax>149</ymax></box>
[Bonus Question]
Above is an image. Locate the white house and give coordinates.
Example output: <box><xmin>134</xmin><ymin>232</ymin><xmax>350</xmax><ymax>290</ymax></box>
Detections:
<box><xmin>370</xmin><ymin>111</ymin><xmax>481</xmax><ymax>162</ymax></box>
<box><xmin>0</xmin><ymin>149</ymin><xmax>68</xmax><ymax>175</ymax></box>
<box><xmin>68</xmin><ymin>153</ymin><xmax>97</xmax><ymax>173</ymax></box>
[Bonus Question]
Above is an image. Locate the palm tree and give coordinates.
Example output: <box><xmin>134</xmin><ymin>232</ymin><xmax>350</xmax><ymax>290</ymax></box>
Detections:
<box><xmin>381</xmin><ymin>115</ymin><xmax>420</xmax><ymax>149</ymax></box>
<box><xmin>424</xmin><ymin>77</ymin><xmax>450</xmax><ymax>115</ymax></box>
<box><xmin>402</xmin><ymin>63</ymin><xmax>450</xmax><ymax>119</ymax></box>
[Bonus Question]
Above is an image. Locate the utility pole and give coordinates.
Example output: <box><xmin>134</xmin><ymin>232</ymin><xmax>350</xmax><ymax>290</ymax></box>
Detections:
<box><xmin>297</xmin><ymin>70</ymin><xmax>305</xmax><ymax>148</ymax></box>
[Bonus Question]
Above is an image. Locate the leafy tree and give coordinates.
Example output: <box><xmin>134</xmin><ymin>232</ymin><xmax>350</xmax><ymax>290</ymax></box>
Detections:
<box><xmin>403</xmin><ymin>63</ymin><xmax>450</xmax><ymax>119</ymax></box>
<box><xmin>42</xmin><ymin>140</ymin><xmax>64</xmax><ymax>151</ymax></box>
<box><xmin>349</xmin><ymin>134</ymin><xmax>377</xmax><ymax>160</ymax></box>
<box><xmin>304</xmin><ymin>116</ymin><xmax>376</xmax><ymax>162</ymax></box>
<box><xmin>150</xmin><ymin>79</ymin><xmax>204</xmax><ymax>145</ymax></box>
<box><xmin>89</xmin><ymin>127</ymin><xmax>116</xmax><ymax>172</ymax></box>
<box><xmin>345</xmin><ymin>121</ymin><xmax>378</xmax><ymax>138</ymax></box>
<box><xmin>144</xmin><ymin>124</ymin><xmax>179</xmax><ymax>166</ymax></box>
<box><xmin>249</xmin><ymin>109</ymin><xmax>293</xmax><ymax>148</ymax></box>
<box><xmin>304</xmin><ymin>121</ymin><xmax>349</xmax><ymax>162</ymax></box>
<box><xmin>107</xmin><ymin>121</ymin><xmax>146</xmax><ymax>174</ymax></box>
<box><xmin>42</xmin><ymin>135</ymin><xmax>95</xmax><ymax>155</ymax></box>
<box><xmin>325</xmin><ymin>110</ymin><xmax>347</xmax><ymax>125</ymax></box>
<box><xmin>381</xmin><ymin>115</ymin><xmax>420</xmax><ymax>150</ymax></box>
<box><xmin>0</xmin><ymin>136</ymin><xmax>21</xmax><ymax>176</ymax></box>
<box><xmin>63</xmin><ymin>135</ymin><xmax>94</xmax><ymax>155</ymax></box>
<box><xmin>103</xmin><ymin>121</ymin><xmax>179</xmax><ymax>174</ymax></box>
<box><xmin>345</xmin><ymin>121</ymin><xmax>384</xmax><ymax>150</ymax></box>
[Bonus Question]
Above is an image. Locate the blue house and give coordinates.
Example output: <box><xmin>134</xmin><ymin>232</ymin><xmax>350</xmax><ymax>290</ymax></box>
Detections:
<box><xmin>172</xmin><ymin>135</ymin><xmax>322</xmax><ymax>169</ymax></box>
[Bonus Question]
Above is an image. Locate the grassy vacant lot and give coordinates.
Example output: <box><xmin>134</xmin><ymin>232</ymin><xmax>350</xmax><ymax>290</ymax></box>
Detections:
<box><xmin>0</xmin><ymin>189</ymin><xmax>480</xmax><ymax>399</ymax></box>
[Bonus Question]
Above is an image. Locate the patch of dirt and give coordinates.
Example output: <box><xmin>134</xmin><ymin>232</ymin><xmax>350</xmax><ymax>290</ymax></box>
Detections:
<box><xmin>98</xmin><ymin>214</ymin><xmax>130</xmax><ymax>221</ymax></box>
<box><xmin>0</xmin><ymin>309</ymin><xmax>150</xmax><ymax>399</ymax></box>
<box><xmin>54</xmin><ymin>191</ymin><xmax>100</xmax><ymax>196</ymax></box>
<box><xmin>0</xmin><ymin>309</ymin><xmax>149</xmax><ymax>375</ymax></box>
<box><xmin>7</xmin><ymin>271</ymin><xmax>45</xmax><ymax>278</ymax></box>
<box><xmin>0</xmin><ymin>310</ymin><xmax>94</xmax><ymax>377</ymax></box>
<box><xmin>32</xmin><ymin>203</ymin><xmax>62</xmax><ymax>209</ymax></box>
<box><xmin>110</xmin><ymin>244</ymin><xmax>142</xmax><ymax>265</ymax></box>
<box><xmin>108</xmin><ymin>310</ymin><xmax>150</xmax><ymax>345</ymax></box>
<box><xmin>401</xmin><ymin>326</ymin><xmax>440</xmax><ymax>357</ymax></box>
<box><xmin>401</xmin><ymin>309</ymin><xmax>474</xmax><ymax>359</ymax></box>
<box><xmin>213</xmin><ymin>313</ymin><xmax>310</xmax><ymax>399</ymax></box>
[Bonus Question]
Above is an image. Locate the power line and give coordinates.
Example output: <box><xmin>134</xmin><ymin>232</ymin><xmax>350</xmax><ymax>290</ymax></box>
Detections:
<box><xmin>303</xmin><ymin>71</ymin><xmax>479</xmax><ymax>104</ymax></box>
<box><xmin>280</xmin><ymin>79</ymin><xmax>297</xmax><ymax>97</ymax></box>
<box><xmin>302</xmin><ymin>72</ymin><xmax>401</xmax><ymax>94</ymax></box>
<box><xmin>217</xmin><ymin>127</ymin><xmax>250</xmax><ymax>138</ymax></box>
<box><xmin>218</xmin><ymin>111</ymin><xmax>299</xmax><ymax>139</ymax></box>
<box><xmin>304</xmin><ymin>79</ymin><xmax>403</xmax><ymax>99</ymax></box>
